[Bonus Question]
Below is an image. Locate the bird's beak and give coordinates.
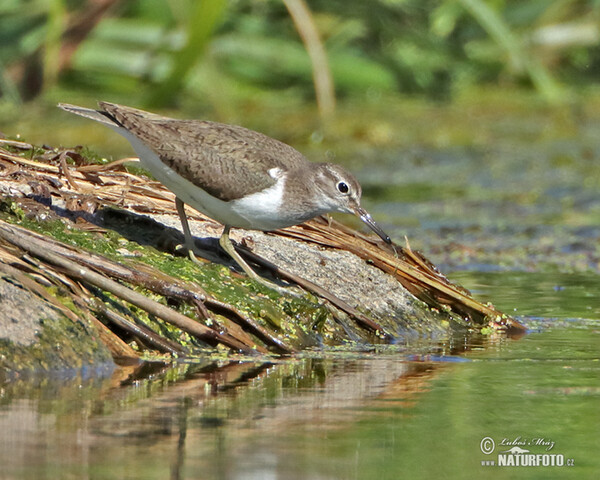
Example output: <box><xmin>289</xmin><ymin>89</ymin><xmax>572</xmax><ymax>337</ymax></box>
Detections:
<box><xmin>354</xmin><ymin>206</ymin><xmax>392</xmax><ymax>244</ymax></box>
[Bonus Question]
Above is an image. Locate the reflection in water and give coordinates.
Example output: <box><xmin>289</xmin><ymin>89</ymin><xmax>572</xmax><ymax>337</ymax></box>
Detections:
<box><xmin>1</xmin><ymin>312</ymin><xmax>599</xmax><ymax>479</ymax></box>
<box><xmin>0</xmin><ymin>355</ymin><xmax>441</xmax><ymax>479</ymax></box>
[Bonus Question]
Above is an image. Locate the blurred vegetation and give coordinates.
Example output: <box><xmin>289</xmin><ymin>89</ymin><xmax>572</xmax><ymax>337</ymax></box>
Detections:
<box><xmin>1</xmin><ymin>0</ymin><xmax>600</xmax><ymax>130</ymax></box>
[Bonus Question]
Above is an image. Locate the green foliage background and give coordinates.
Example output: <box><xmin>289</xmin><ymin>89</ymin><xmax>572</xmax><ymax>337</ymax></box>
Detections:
<box><xmin>1</xmin><ymin>0</ymin><xmax>599</xmax><ymax>141</ymax></box>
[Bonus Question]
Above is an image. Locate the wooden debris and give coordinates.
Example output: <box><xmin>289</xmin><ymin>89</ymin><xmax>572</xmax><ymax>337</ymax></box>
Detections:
<box><xmin>279</xmin><ymin>217</ymin><xmax>524</xmax><ymax>331</ymax></box>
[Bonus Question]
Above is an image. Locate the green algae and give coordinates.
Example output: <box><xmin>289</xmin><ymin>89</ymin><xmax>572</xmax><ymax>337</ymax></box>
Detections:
<box><xmin>0</xmin><ymin>198</ymin><xmax>25</xmax><ymax>222</ymax></box>
<box><xmin>0</xmin><ymin>286</ymin><xmax>113</xmax><ymax>380</ymax></box>
<box><xmin>0</xmin><ymin>194</ymin><xmax>350</xmax><ymax>353</ymax></box>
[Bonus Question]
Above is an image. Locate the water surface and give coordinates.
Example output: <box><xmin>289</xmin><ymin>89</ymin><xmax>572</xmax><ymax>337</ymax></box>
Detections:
<box><xmin>1</xmin><ymin>270</ymin><xmax>598</xmax><ymax>479</ymax></box>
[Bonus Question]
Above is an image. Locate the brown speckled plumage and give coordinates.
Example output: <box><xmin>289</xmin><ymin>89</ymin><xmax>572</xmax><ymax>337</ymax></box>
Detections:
<box><xmin>99</xmin><ymin>102</ymin><xmax>309</xmax><ymax>202</ymax></box>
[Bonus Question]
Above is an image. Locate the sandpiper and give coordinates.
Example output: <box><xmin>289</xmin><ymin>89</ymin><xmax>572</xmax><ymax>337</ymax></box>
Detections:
<box><xmin>58</xmin><ymin>102</ymin><xmax>391</xmax><ymax>291</ymax></box>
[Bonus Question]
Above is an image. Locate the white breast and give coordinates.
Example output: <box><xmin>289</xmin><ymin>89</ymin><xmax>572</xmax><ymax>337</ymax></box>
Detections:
<box><xmin>230</xmin><ymin>168</ymin><xmax>291</xmax><ymax>230</ymax></box>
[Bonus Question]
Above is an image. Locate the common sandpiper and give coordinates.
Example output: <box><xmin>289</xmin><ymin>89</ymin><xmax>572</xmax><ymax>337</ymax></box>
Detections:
<box><xmin>58</xmin><ymin>102</ymin><xmax>392</xmax><ymax>291</ymax></box>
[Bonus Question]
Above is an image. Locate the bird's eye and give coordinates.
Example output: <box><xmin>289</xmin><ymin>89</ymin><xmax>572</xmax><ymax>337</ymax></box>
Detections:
<box><xmin>337</xmin><ymin>181</ymin><xmax>349</xmax><ymax>194</ymax></box>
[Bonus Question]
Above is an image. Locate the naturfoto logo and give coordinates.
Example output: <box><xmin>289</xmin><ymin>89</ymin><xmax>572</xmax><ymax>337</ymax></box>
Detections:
<box><xmin>479</xmin><ymin>436</ymin><xmax>575</xmax><ymax>468</ymax></box>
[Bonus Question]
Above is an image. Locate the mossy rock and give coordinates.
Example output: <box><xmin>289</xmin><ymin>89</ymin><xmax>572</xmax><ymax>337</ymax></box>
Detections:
<box><xmin>0</xmin><ymin>276</ymin><xmax>114</xmax><ymax>380</ymax></box>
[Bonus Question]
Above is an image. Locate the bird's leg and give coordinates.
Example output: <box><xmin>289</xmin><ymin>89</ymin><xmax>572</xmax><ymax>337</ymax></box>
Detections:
<box><xmin>219</xmin><ymin>225</ymin><xmax>294</xmax><ymax>295</ymax></box>
<box><xmin>176</xmin><ymin>198</ymin><xmax>298</xmax><ymax>295</ymax></box>
<box><xmin>175</xmin><ymin>197</ymin><xmax>206</xmax><ymax>266</ymax></box>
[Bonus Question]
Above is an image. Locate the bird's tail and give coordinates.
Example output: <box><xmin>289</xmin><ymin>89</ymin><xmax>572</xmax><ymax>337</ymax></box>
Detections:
<box><xmin>57</xmin><ymin>103</ymin><xmax>119</xmax><ymax>127</ymax></box>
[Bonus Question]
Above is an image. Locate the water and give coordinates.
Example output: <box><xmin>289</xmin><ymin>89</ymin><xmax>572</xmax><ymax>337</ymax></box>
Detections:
<box><xmin>1</xmin><ymin>271</ymin><xmax>598</xmax><ymax>479</ymax></box>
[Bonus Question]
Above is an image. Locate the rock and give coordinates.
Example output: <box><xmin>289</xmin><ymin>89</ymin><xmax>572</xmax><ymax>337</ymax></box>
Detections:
<box><xmin>0</xmin><ymin>275</ymin><xmax>115</xmax><ymax>380</ymax></box>
<box><xmin>150</xmin><ymin>213</ymin><xmax>447</xmax><ymax>337</ymax></box>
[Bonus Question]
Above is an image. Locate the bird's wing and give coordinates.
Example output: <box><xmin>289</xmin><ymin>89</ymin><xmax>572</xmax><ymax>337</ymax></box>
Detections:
<box><xmin>99</xmin><ymin>102</ymin><xmax>309</xmax><ymax>201</ymax></box>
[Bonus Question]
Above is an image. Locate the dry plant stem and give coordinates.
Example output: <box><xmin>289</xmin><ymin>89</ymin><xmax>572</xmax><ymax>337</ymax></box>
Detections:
<box><xmin>17</xmin><ymin>255</ymin><xmax>148</xmax><ymax>359</ymax></box>
<box><xmin>0</xmin><ymin>220</ymin><xmax>293</xmax><ymax>353</ymax></box>
<box><xmin>0</xmin><ymin>150</ymin><xmax>180</xmax><ymax>213</ymax></box>
<box><xmin>41</xmin><ymin>236</ymin><xmax>289</xmax><ymax>352</ymax></box>
<box><xmin>77</xmin><ymin>156</ymin><xmax>136</xmax><ymax>172</ymax></box>
<box><xmin>0</xmin><ymin>257</ymin><xmax>139</xmax><ymax>361</ymax></box>
<box><xmin>88</xmin><ymin>295</ymin><xmax>187</xmax><ymax>356</ymax></box>
<box><xmin>0</xmin><ymin>139</ymin><xmax>33</xmax><ymax>150</ymax></box>
<box><xmin>58</xmin><ymin>151</ymin><xmax>81</xmax><ymax>190</ymax></box>
<box><xmin>99</xmin><ymin>261</ymin><xmax>293</xmax><ymax>354</ymax></box>
<box><xmin>280</xmin><ymin>218</ymin><xmax>525</xmax><ymax>331</ymax></box>
<box><xmin>88</xmin><ymin>265</ymin><xmax>292</xmax><ymax>353</ymax></box>
<box><xmin>1</xmin><ymin>150</ymin><xmax>60</xmax><ymax>173</ymax></box>
<box><xmin>203</xmin><ymin>298</ymin><xmax>294</xmax><ymax>353</ymax></box>
<box><xmin>0</xmin><ymin>222</ymin><xmax>253</xmax><ymax>352</ymax></box>
<box><xmin>71</xmin><ymin>295</ymin><xmax>142</xmax><ymax>364</ymax></box>
<box><xmin>283</xmin><ymin>0</ymin><xmax>335</xmax><ymax>117</ymax></box>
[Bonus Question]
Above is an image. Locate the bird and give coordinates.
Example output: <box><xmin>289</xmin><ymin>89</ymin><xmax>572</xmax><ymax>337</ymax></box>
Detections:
<box><xmin>58</xmin><ymin>102</ymin><xmax>392</xmax><ymax>292</ymax></box>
